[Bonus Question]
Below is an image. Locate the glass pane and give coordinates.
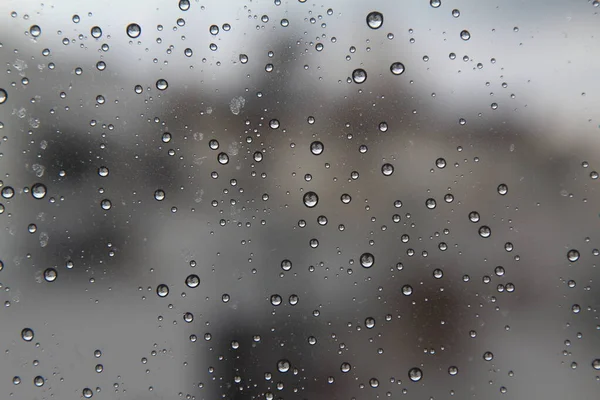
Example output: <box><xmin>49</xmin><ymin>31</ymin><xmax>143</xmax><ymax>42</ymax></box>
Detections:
<box><xmin>1</xmin><ymin>1</ymin><xmax>599</xmax><ymax>399</ymax></box>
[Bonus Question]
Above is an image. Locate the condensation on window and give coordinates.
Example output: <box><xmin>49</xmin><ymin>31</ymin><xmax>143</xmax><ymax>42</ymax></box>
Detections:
<box><xmin>0</xmin><ymin>1</ymin><xmax>599</xmax><ymax>399</ymax></box>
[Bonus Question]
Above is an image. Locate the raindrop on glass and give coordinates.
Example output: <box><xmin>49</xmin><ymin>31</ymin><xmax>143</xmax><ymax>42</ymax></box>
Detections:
<box><xmin>31</xmin><ymin>183</ymin><xmax>47</xmax><ymax>199</ymax></box>
<box><xmin>352</xmin><ymin>69</ymin><xmax>367</xmax><ymax>84</ymax></box>
<box><xmin>126</xmin><ymin>23</ymin><xmax>141</xmax><ymax>38</ymax></box>
<box><xmin>366</xmin><ymin>11</ymin><xmax>384</xmax><ymax>29</ymax></box>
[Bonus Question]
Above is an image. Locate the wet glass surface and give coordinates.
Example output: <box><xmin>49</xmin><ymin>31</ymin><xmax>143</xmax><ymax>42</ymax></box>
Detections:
<box><xmin>1</xmin><ymin>1</ymin><xmax>600</xmax><ymax>399</ymax></box>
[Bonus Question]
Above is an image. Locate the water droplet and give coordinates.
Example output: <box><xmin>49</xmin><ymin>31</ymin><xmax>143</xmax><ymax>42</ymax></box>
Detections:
<box><xmin>281</xmin><ymin>259</ymin><xmax>292</xmax><ymax>271</ymax></box>
<box><xmin>448</xmin><ymin>366</ymin><xmax>458</xmax><ymax>375</ymax></box>
<box><xmin>366</xmin><ymin>11</ymin><xmax>384</xmax><ymax>29</ymax></box>
<box><xmin>408</xmin><ymin>367</ymin><xmax>423</xmax><ymax>382</ymax></box>
<box><xmin>430</xmin><ymin>0</ymin><xmax>441</xmax><ymax>8</ymax></box>
<box><xmin>497</xmin><ymin>183</ymin><xmax>508</xmax><ymax>195</ymax></box>
<box><xmin>185</xmin><ymin>274</ymin><xmax>200</xmax><ymax>288</ymax></box>
<box><xmin>21</xmin><ymin>328</ymin><xmax>34</xmax><ymax>341</ymax></box>
<box><xmin>13</xmin><ymin>376</ymin><xmax>21</xmax><ymax>385</ymax></box>
<box><xmin>156</xmin><ymin>284</ymin><xmax>169</xmax><ymax>297</ymax></box>
<box><xmin>433</xmin><ymin>269</ymin><xmax>443</xmax><ymax>279</ymax></box>
<box><xmin>360</xmin><ymin>252</ymin><xmax>375</xmax><ymax>268</ymax></box>
<box><xmin>30</xmin><ymin>25</ymin><xmax>41</xmax><ymax>37</ymax></box>
<box><xmin>33</xmin><ymin>376</ymin><xmax>45</xmax><ymax>387</ymax></box>
<box><xmin>567</xmin><ymin>249</ymin><xmax>580</xmax><ymax>262</ymax></box>
<box><xmin>469</xmin><ymin>211</ymin><xmax>480</xmax><ymax>223</ymax></box>
<box><xmin>31</xmin><ymin>183</ymin><xmax>46</xmax><ymax>199</ymax></box>
<box><xmin>381</xmin><ymin>163</ymin><xmax>394</xmax><ymax>176</ymax></box>
<box><xmin>365</xmin><ymin>317</ymin><xmax>376</xmax><ymax>328</ymax></box>
<box><xmin>83</xmin><ymin>388</ymin><xmax>93</xmax><ymax>398</ymax></box>
<box><xmin>592</xmin><ymin>359</ymin><xmax>600</xmax><ymax>370</ymax></box>
<box><xmin>369</xmin><ymin>378</ymin><xmax>379</xmax><ymax>388</ymax></box>
<box><xmin>436</xmin><ymin>158</ymin><xmax>446</xmax><ymax>168</ymax></box>
<box><xmin>91</xmin><ymin>26</ymin><xmax>102</xmax><ymax>38</ymax></box>
<box><xmin>425</xmin><ymin>198</ymin><xmax>437</xmax><ymax>209</ymax></box>
<box><xmin>269</xmin><ymin>119</ymin><xmax>280</xmax><ymax>129</ymax></box>
<box><xmin>483</xmin><ymin>351</ymin><xmax>494</xmax><ymax>361</ymax></box>
<box><xmin>478</xmin><ymin>225</ymin><xmax>491</xmax><ymax>238</ymax></box>
<box><xmin>156</xmin><ymin>79</ymin><xmax>168</xmax><ymax>90</ymax></box>
<box><xmin>352</xmin><ymin>68</ymin><xmax>367</xmax><ymax>84</ymax></box>
<box><xmin>303</xmin><ymin>191</ymin><xmax>319</xmax><ymax>208</ymax></box>
<box><xmin>100</xmin><ymin>199</ymin><xmax>112</xmax><ymax>210</ymax></box>
<box><xmin>218</xmin><ymin>152</ymin><xmax>229</xmax><ymax>165</ymax></box>
<box><xmin>402</xmin><ymin>285</ymin><xmax>413</xmax><ymax>296</ymax></box>
<box><xmin>341</xmin><ymin>362</ymin><xmax>351</xmax><ymax>373</ymax></box>
<box><xmin>126</xmin><ymin>23</ymin><xmax>141</xmax><ymax>38</ymax></box>
<box><xmin>310</xmin><ymin>141</ymin><xmax>324</xmax><ymax>155</ymax></box>
<box><xmin>390</xmin><ymin>62</ymin><xmax>405</xmax><ymax>75</ymax></box>
<box><xmin>134</xmin><ymin>85</ymin><xmax>143</xmax><ymax>94</ymax></box>
<box><xmin>44</xmin><ymin>268</ymin><xmax>57</xmax><ymax>282</ymax></box>
<box><xmin>460</xmin><ymin>30</ymin><xmax>471</xmax><ymax>40</ymax></box>
<box><xmin>179</xmin><ymin>0</ymin><xmax>190</xmax><ymax>11</ymax></box>
<box><xmin>277</xmin><ymin>359</ymin><xmax>290</xmax><ymax>373</ymax></box>
<box><xmin>154</xmin><ymin>190</ymin><xmax>165</xmax><ymax>201</ymax></box>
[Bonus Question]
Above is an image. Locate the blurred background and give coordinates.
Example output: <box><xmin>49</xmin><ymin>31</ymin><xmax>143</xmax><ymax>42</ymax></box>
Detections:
<box><xmin>0</xmin><ymin>0</ymin><xmax>599</xmax><ymax>399</ymax></box>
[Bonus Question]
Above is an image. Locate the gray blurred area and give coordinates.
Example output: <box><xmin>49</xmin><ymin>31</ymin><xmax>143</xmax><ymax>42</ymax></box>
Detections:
<box><xmin>0</xmin><ymin>0</ymin><xmax>599</xmax><ymax>399</ymax></box>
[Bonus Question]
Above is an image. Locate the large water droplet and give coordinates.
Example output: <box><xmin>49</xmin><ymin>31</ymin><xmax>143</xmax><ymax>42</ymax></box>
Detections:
<box><xmin>430</xmin><ymin>0</ymin><xmax>441</xmax><ymax>8</ymax></box>
<box><xmin>156</xmin><ymin>79</ymin><xmax>168</xmax><ymax>90</ymax></box>
<box><xmin>185</xmin><ymin>274</ymin><xmax>200</xmax><ymax>288</ymax></box>
<box><xmin>425</xmin><ymin>198</ymin><xmax>437</xmax><ymax>209</ymax></box>
<box><xmin>0</xmin><ymin>88</ymin><xmax>7</xmax><ymax>104</ymax></box>
<box><xmin>365</xmin><ymin>317</ymin><xmax>375</xmax><ymax>328</ymax></box>
<box><xmin>483</xmin><ymin>351</ymin><xmax>494</xmax><ymax>361</ymax></box>
<box><xmin>33</xmin><ymin>376</ymin><xmax>45</xmax><ymax>387</ymax></box>
<box><xmin>460</xmin><ymin>30</ymin><xmax>471</xmax><ymax>40</ymax></box>
<box><xmin>91</xmin><ymin>26</ymin><xmax>102</xmax><ymax>38</ymax></box>
<box><xmin>30</xmin><ymin>25</ymin><xmax>41</xmax><ymax>37</ymax></box>
<box><xmin>352</xmin><ymin>68</ymin><xmax>367</xmax><ymax>84</ymax></box>
<box><xmin>360</xmin><ymin>252</ymin><xmax>374</xmax><ymax>268</ymax></box>
<box><xmin>21</xmin><ymin>328</ymin><xmax>34</xmax><ymax>341</ymax></box>
<box><xmin>310</xmin><ymin>141</ymin><xmax>324</xmax><ymax>155</ymax></box>
<box><xmin>381</xmin><ymin>163</ymin><xmax>394</xmax><ymax>176</ymax></box>
<box><xmin>497</xmin><ymin>183</ymin><xmax>508</xmax><ymax>195</ymax></box>
<box><xmin>303</xmin><ymin>191</ymin><xmax>319</xmax><ymax>208</ymax></box>
<box><xmin>366</xmin><ymin>11</ymin><xmax>384</xmax><ymax>29</ymax></box>
<box><xmin>277</xmin><ymin>359</ymin><xmax>290</xmax><ymax>373</ymax></box>
<box><xmin>567</xmin><ymin>249</ymin><xmax>580</xmax><ymax>262</ymax></box>
<box><xmin>390</xmin><ymin>62</ymin><xmax>405</xmax><ymax>75</ymax></box>
<box><xmin>31</xmin><ymin>183</ymin><xmax>47</xmax><ymax>199</ymax></box>
<box><xmin>126</xmin><ymin>23</ymin><xmax>141</xmax><ymax>38</ymax></box>
<box><xmin>478</xmin><ymin>225</ymin><xmax>491</xmax><ymax>238</ymax></box>
<box><xmin>44</xmin><ymin>268</ymin><xmax>57</xmax><ymax>282</ymax></box>
<box><xmin>341</xmin><ymin>362</ymin><xmax>351</xmax><ymax>373</ymax></box>
<box><xmin>156</xmin><ymin>284</ymin><xmax>169</xmax><ymax>297</ymax></box>
<box><xmin>408</xmin><ymin>367</ymin><xmax>423</xmax><ymax>382</ymax></box>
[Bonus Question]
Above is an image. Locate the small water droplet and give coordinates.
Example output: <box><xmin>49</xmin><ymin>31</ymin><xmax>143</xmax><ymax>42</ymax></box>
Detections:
<box><xmin>0</xmin><ymin>89</ymin><xmax>7</xmax><ymax>104</ymax></box>
<box><xmin>426</xmin><ymin>198</ymin><xmax>437</xmax><ymax>209</ymax></box>
<box><xmin>430</xmin><ymin>0</ymin><xmax>441</xmax><ymax>8</ymax></box>
<box><xmin>33</xmin><ymin>376</ymin><xmax>45</xmax><ymax>387</ymax></box>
